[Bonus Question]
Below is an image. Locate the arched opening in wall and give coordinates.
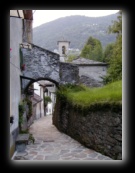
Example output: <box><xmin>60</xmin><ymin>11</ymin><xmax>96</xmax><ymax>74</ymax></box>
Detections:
<box><xmin>23</xmin><ymin>77</ymin><xmax>59</xmax><ymax>130</ymax></box>
<box><xmin>62</xmin><ymin>45</ymin><xmax>66</xmax><ymax>54</ymax></box>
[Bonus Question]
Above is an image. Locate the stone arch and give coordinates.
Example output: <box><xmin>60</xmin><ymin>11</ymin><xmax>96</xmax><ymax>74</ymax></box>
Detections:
<box><xmin>24</xmin><ymin>77</ymin><xmax>59</xmax><ymax>93</ymax></box>
<box><xmin>20</xmin><ymin>43</ymin><xmax>79</xmax><ymax>92</ymax></box>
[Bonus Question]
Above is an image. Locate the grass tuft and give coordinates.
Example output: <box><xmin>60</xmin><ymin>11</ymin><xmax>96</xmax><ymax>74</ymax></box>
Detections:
<box><xmin>57</xmin><ymin>80</ymin><xmax>122</xmax><ymax>108</ymax></box>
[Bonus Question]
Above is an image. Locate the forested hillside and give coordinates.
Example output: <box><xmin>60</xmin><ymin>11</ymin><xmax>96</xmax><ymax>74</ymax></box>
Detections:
<box><xmin>33</xmin><ymin>13</ymin><xmax>119</xmax><ymax>51</ymax></box>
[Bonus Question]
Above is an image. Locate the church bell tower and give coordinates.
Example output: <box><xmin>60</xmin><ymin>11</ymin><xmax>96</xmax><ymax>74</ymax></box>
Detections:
<box><xmin>57</xmin><ymin>37</ymin><xmax>70</xmax><ymax>62</ymax></box>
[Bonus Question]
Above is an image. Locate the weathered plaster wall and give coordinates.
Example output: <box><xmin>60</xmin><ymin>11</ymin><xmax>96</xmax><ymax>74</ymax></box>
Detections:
<box><xmin>36</xmin><ymin>103</ymin><xmax>41</xmax><ymax>120</ymax></box>
<box><xmin>10</xmin><ymin>17</ymin><xmax>22</xmax><ymax>157</ymax></box>
<box><xmin>53</xmin><ymin>100</ymin><xmax>122</xmax><ymax>160</ymax></box>
<box><xmin>33</xmin><ymin>103</ymin><xmax>40</xmax><ymax>120</ymax></box>
<box><xmin>40</xmin><ymin>87</ymin><xmax>44</xmax><ymax>117</ymax></box>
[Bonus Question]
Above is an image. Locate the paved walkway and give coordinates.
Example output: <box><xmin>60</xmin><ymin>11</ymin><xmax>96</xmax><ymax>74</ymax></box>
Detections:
<box><xmin>13</xmin><ymin>115</ymin><xmax>113</xmax><ymax>161</ymax></box>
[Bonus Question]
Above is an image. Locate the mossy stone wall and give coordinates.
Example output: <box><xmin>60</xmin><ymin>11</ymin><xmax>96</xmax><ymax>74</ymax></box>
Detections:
<box><xmin>53</xmin><ymin>100</ymin><xmax>122</xmax><ymax>160</ymax></box>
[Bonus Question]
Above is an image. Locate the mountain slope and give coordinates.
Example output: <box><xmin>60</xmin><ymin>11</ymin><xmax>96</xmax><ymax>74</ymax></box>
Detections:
<box><xmin>33</xmin><ymin>13</ymin><xmax>119</xmax><ymax>51</ymax></box>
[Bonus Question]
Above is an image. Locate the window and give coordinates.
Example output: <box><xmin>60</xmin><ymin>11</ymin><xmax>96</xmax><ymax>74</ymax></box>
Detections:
<box><xmin>62</xmin><ymin>46</ymin><xmax>66</xmax><ymax>54</ymax></box>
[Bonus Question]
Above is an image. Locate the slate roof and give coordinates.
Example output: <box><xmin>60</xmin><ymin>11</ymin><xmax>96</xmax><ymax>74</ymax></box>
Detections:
<box><xmin>71</xmin><ymin>57</ymin><xmax>107</xmax><ymax>66</ymax></box>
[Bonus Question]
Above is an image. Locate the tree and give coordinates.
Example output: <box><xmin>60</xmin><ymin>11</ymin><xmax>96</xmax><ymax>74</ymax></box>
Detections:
<box><xmin>108</xmin><ymin>10</ymin><xmax>122</xmax><ymax>38</ymax></box>
<box><xmin>80</xmin><ymin>36</ymin><xmax>103</xmax><ymax>62</ymax></box>
<box><xmin>103</xmin><ymin>43</ymin><xmax>115</xmax><ymax>63</ymax></box>
<box><xmin>67</xmin><ymin>54</ymin><xmax>77</xmax><ymax>62</ymax></box>
<box><xmin>103</xmin><ymin>10</ymin><xmax>122</xmax><ymax>84</ymax></box>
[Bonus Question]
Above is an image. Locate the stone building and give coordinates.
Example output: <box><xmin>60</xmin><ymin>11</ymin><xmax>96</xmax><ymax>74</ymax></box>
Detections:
<box><xmin>71</xmin><ymin>57</ymin><xmax>108</xmax><ymax>87</ymax></box>
<box><xmin>56</xmin><ymin>39</ymin><xmax>108</xmax><ymax>87</ymax></box>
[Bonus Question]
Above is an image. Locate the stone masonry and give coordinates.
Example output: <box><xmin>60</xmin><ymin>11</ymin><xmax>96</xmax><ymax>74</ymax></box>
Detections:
<box><xmin>72</xmin><ymin>57</ymin><xmax>108</xmax><ymax>87</ymax></box>
<box><xmin>53</xmin><ymin>100</ymin><xmax>122</xmax><ymax>160</ymax></box>
<box><xmin>20</xmin><ymin>43</ymin><xmax>79</xmax><ymax>91</ymax></box>
<box><xmin>59</xmin><ymin>62</ymin><xmax>79</xmax><ymax>85</ymax></box>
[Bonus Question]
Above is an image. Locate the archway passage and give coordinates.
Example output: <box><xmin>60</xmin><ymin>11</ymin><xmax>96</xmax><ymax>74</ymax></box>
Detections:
<box><xmin>20</xmin><ymin>43</ymin><xmax>60</xmax><ymax>91</ymax></box>
<box><xmin>24</xmin><ymin>77</ymin><xmax>59</xmax><ymax>93</ymax></box>
<box><xmin>20</xmin><ymin>43</ymin><xmax>79</xmax><ymax>92</ymax></box>
<box><xmin>23</xmin><ymin>78</ymin><xmax>58</xmax><ymax>127</ymax></box>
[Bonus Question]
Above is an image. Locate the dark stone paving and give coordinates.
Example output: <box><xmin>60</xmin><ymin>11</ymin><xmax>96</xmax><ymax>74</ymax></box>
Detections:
<box><xmin>13</xmin><ymin>115</ymin><xmax>113</xmax><ymax>161</ymax></box>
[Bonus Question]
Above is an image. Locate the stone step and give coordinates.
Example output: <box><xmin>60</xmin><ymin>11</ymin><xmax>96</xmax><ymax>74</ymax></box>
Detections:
<box><xmin>16</xmin><ymin>134</ymin><xmax>29</xmax><ymax>152</ymax></box>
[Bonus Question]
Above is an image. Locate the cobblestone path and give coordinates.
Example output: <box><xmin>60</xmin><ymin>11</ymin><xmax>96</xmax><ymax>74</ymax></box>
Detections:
<box><xmin>13</xmin><ymin>115</ymin><xmax>113</xmax><ymax>161</ymax></box>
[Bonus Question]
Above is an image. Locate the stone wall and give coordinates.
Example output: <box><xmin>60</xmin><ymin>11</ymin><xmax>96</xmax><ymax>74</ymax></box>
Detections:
<box><xmin>21</xmin><ymin>44</ymin><xmax>60</xmax><ymax>90</ymax></box>
<box><xmin>53</xmin><ymin>100</ymin><xmax>122</xmax><ymax>160</ymax></box>
<box><xmin>21</xmin><ymin>44</ymin><xmax>79</xmax><ymax>90</ymax></box>
<box><xmin>71</xmin><ymin>58</ymin><xmax>108</xmax><ymax>87</ymax></box>
<box><xmin>79</xmin><ymin>75</ymin><xmax>102</xmax><ymax>87</ymax></box>
<box><xmin>79</xmin><ymin>65</ymin><xmax>107</xmax><ymax>87</ymax></box>
<box><xmin>59</xmin><ymin>62</ymin><xmax>79</xmax><ymax>85</ymax></box>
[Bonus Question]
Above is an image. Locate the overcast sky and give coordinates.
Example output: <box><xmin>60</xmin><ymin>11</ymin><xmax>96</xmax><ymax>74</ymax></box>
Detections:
<box><xmin>33</xmin><ymin>10</ymin><xmax>119</xmax><ymax>28</ymax></box>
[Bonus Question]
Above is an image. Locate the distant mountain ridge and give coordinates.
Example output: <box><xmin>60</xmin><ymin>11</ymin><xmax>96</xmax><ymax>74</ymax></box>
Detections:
<box><xmin>33</xmin><ymin>13</ymin><xmax>119</xmax><ymax>51</ymax></box>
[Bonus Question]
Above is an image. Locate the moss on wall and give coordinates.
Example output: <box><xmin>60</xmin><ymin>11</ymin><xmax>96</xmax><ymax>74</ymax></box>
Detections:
<box><xmin>53</xmin><ymin>97</ymin><xmax>122</xmax><ymax>160</ymax></box>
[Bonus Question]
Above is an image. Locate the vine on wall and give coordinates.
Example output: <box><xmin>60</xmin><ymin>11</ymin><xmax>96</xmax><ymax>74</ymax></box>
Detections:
<box><xmin>25</xmin><ymin>97</ymin><xmax>33</xmax><ymax>121</ymax></box>
<box><xmin>18</xmin><ymin>101</ymin><xmax>26</xmax><ymax>132</ymax></box>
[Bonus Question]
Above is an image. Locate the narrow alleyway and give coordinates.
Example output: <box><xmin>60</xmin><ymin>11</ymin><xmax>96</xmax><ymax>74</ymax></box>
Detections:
<box><xmin>13</xmin><ymin>115</ymin><xmax>113</xmax><ymax>161</ymax></box>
